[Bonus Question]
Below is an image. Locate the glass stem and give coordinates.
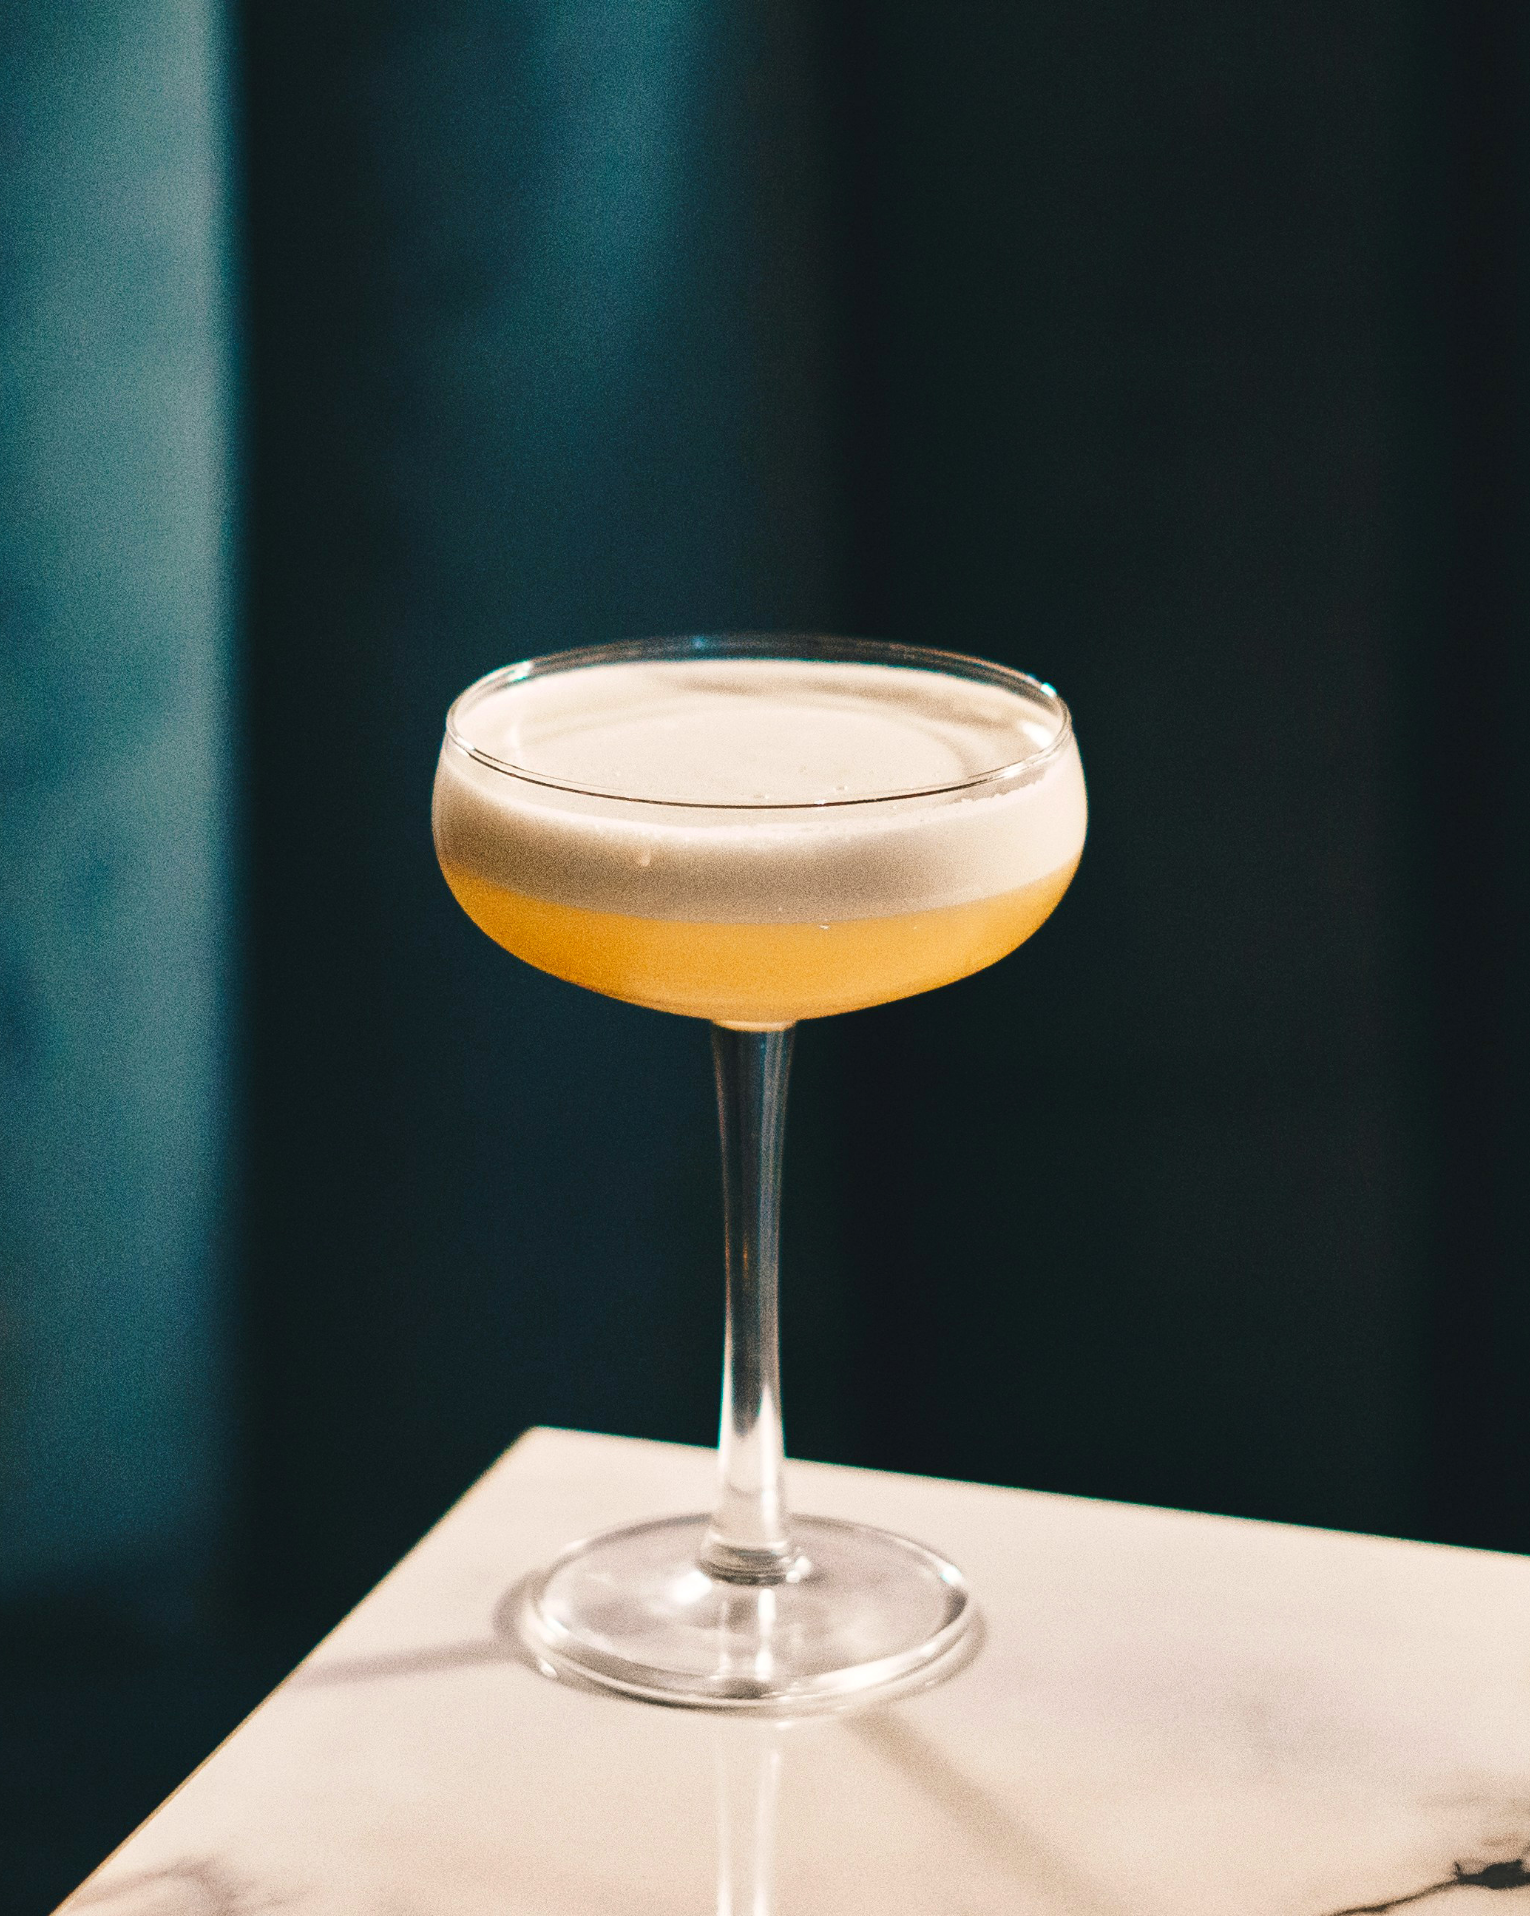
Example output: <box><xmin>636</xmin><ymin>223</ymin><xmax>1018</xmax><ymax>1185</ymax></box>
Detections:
<box><xmin>702</xmin><ymin>1024</ymin><xmax>796</xmax><ymax>1582</ymax></box>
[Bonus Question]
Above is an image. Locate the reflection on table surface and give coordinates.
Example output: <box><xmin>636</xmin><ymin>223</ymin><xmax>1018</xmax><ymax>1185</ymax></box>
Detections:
<box><xmin>716</xmin><ymin>1724</ymin><xmax>781</xmax><ymax>1916</ymax></box>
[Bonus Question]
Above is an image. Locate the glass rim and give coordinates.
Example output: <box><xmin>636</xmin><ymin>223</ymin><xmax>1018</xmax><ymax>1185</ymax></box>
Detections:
<box><xmin>443</xmin><ymin>634</ymin><xmax>1074</xmax><ymax>813</ymax></box>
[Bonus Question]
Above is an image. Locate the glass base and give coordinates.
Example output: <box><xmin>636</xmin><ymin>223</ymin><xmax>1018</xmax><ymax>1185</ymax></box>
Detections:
<box><xmin>520</xmin><ymin>1513</ymin><xmax>972</xmax><ymax>1710</ymax></box>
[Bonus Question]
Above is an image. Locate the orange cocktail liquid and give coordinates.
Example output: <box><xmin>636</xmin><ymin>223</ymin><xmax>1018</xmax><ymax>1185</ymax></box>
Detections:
<box><xmin>440</xmin><ymin>859</ymin><xmax>1078</xmax><ymax>1025</ymax></box>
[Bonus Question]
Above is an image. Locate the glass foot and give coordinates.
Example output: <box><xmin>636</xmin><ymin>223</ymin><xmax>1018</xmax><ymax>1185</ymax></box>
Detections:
<box><xmin>520</xmin><ymin>1513</ymin><xmax>972</xmax><ymax>1710</ymax></box>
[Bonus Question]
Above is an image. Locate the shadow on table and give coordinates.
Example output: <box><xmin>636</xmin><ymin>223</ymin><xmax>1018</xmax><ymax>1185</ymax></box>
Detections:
<box><xmin>290</xmin><ymin>1573</ymin><xmax>987</xmax><ymax>1709</ymax></box>
<box><xmin>285</xmin><ymin>1573</ymin><xmax>578</xmax><ymax>1692</ymax></box>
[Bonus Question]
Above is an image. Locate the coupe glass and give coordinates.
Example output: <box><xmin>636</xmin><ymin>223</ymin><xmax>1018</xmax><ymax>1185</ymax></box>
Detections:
<box><xmin>433</xmin><ymin>635</ymin><xmax>1085</xmax><ymax>1708</ymax></box>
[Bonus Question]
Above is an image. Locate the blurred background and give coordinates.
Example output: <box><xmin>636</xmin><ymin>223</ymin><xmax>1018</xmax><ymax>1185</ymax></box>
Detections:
<box><xmin>2</xmin><ymin>0</ymin><xmax>1527</xmax><ymax>1906</ymax></box>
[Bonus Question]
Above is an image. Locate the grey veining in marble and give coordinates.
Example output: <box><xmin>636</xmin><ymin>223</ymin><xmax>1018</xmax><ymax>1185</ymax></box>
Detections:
<box><xmin>59</xmin><ymin>1430</ymin><xmax>1530</xmax><ymax>1914</ymax></box>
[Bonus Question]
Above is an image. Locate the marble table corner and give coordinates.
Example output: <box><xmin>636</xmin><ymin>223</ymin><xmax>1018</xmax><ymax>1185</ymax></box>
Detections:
<box><xmin>57</xmin><ymin>1426</ymin><xmax>1530</xmax><ymax>1915</ymax></box>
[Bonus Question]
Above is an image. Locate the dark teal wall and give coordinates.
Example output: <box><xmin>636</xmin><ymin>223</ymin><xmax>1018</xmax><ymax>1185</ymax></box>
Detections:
<box><xmin>1</xmin><ymin>0</ymin><xmax>1524</xmax><ymax>1627</ymax></box>
<box><xmin>0</xmin><ymin>0</ymin><xmax>235</xmax><ymax>1590</ymax></box>
<box><xmin>239</xmin><ymin>0</ymin><xmax>847</xmax><ymax>1621</ymax></box>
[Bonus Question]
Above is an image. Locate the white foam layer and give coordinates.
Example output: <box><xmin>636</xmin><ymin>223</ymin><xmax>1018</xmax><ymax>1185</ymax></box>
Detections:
<box><xmin>434</xmin><ymin>658</ymin><xmax>1087</xmax><ymax>922</ymax></box>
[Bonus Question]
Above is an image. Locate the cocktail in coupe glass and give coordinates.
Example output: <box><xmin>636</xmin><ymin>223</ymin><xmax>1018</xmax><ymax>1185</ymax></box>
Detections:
<box><xmin>433</xmin><ymin>635</ymin><xmax>1086</xmax><ymax>1708</ymax></box>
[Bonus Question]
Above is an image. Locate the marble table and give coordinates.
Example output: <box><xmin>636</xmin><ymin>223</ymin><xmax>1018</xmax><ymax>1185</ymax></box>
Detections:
<box><xmin>57</xmin><ymin>1428</ymin><xmax>1530</xmax><ymax>1915</ymax></box>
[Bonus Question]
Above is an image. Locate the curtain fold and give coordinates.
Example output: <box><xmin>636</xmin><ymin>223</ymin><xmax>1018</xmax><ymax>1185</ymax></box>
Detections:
<box><xmin>0</xmin><ymin>0</ymin><xmax>237</xmax><ymax>1591</ymax></box>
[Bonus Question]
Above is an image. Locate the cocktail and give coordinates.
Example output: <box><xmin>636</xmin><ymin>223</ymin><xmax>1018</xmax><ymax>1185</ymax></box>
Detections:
<box><xmin>433</xmin><ymin>635</ymin><xmax>1086</xmax><ymax>1707</ymax></box>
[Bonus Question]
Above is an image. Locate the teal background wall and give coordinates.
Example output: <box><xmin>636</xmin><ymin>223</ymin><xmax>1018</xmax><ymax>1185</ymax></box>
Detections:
<box><xmin>0</xmin><ymin>0</ymin><xmax>235</xmax><ymax>1596</ymax></box>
